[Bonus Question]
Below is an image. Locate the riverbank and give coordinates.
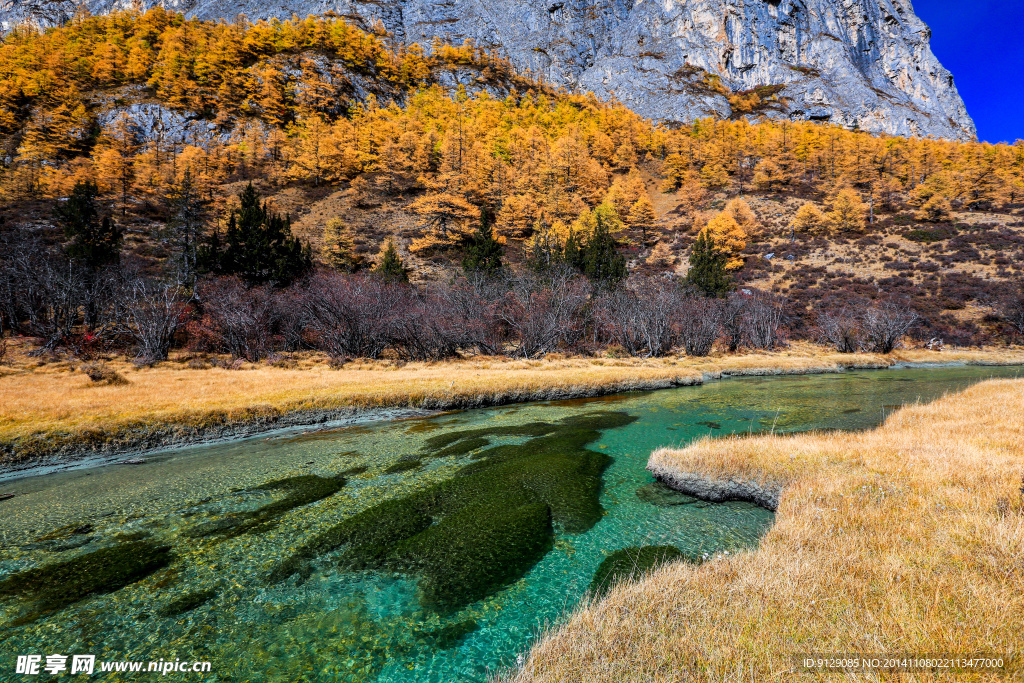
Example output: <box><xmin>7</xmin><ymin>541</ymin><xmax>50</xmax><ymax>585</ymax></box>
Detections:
<box><xmin>3</xmin><ymin>338</ymin><xmax>1024</xmax><ymax>469</ymax></box>
<box><xmin>506</xmin><ymin>377</ymin><xmax>1024</xmax><ymax>681</ymax></box>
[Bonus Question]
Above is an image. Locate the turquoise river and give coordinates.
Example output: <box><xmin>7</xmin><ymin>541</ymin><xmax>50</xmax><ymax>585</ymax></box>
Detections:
<box><xmin>1</xmin><ymin>365</ymin><xmax>1021</xmax><ymax>682</ymax></box>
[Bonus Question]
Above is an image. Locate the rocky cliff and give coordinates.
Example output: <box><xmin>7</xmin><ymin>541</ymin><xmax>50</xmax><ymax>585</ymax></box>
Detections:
<box><xmin>2</xmin><ymin>0</ymin><xmax>976</xmax><ymax>140</ymax></box>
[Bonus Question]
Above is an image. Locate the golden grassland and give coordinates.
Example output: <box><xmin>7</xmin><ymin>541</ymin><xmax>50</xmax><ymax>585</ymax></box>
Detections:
<box><xmin>2</xmin><ymin>337</ymin><xmax>1024</xmax><ymax>464</ymax></box>
<box><xmin>506</xmin><ymin>378</ymin><xmax>1024</xmax><ymax>682</ymax></box>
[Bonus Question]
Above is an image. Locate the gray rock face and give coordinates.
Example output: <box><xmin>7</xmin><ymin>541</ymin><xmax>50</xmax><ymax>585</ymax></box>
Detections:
<box><xmin>2</xmin><ymin>0</ymin><xmax>975</xmax><ymax>140</ymax></box>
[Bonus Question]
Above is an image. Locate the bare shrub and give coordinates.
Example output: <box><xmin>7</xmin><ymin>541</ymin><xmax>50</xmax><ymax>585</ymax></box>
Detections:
<box><xmin>11</xmin><ymin>245</ymin><xmax>87</xmax><ymax>351</ymax></box>
<box><xmin>117</xmin><ymin>277</ymin><xmax>189</xmax><ymax>362</ymax></box>
<box><xmin>396</xmin><ymin>282</ymin><xmax>501</xmax><ymax>361</ymax></box>
<box><xmin>303</xmin><ymin>273</ymin><xmax>405</xmax><ymax>359</ymax></box>
<box><xmin>744</xmin><ymin>291</ymin><xmax>784</xmax><ymax>350</ymax></box>
<box><xmin>862</xmin><ymin>299</ymin><xmax>919</xmax><ymax>353</ymax></box>
<box><xmin>596</xmin><ymin>288</ymin><xmax>646</xmax><ymax>357</ymax></box>
<box><xmin>193</xmin><ymin>278</ymin><xmax>275</xmax><ymax>361</ymax></box>
<box><xmin>426</xmin><ymin>274</ymin><xmax>505</xmax><ymax>356</ymax></box>
<box><xmin>81</xmin><ymin>362</ymin><xmax>129</xmax><ymax>385</ymax></box>
<box><xmin>815</xmin><ymin>306</ymin><xmax>862</xmax><ymax>353</ymax></box>
<box><xmin>0</xmin><ymin>232</ymin><xmax>128</xmax><ymax>355</ymax></box>
<box><xmin>0</xmin><ymin>337</ymin><xmax>7</xmax><ymax>365</ymax></box>
<box><xmin>1000</xmin><ymin>288</ymin><xmax>1024</xmax><ymax>336</ymax></box>
<box><xmin>597</xmin><ymin>277</ymin><xmax>679</xmax><ymax>357</ymax></box>
<box><xmin>272</xmin><ymin>286</ymin><xmax>309</xmax><ymax>351</ymax></box>
<box><xmin>677</xmin><ymin>293</ymin><xmax>721</xmax><ymax>357</ymax></box>
<box><xmin>720</xmin><ymin>292</ymin><xmax>749</xmax><ymax>353</ymax></box>
<box><xmin>499</xmin><ymin>268</ymin><xmax>591</xmax><ymax>358</ymax></box>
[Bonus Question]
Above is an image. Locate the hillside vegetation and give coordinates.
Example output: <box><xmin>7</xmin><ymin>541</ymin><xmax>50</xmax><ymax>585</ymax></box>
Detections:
<box><xmin>1</xmin><ymin>9</ymin><xmax>1023</xmax><ymax>353</ymax></box>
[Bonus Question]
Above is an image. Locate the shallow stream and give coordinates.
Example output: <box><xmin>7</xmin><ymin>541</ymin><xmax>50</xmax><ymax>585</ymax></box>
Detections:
<box><xmin>1</xmin><ymin>365</ymin><xmax>1020</xmax><ymax>681</ymax></box>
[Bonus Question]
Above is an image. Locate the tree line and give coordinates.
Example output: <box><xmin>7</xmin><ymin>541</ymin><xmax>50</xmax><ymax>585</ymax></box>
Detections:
<box><xmin>5</xmin><ymin>178</ymin><xmax>1002</xmax><ymax>364</ymax></box>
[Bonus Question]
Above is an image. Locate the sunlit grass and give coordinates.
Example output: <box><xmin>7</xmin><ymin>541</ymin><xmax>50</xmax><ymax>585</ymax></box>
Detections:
<box><xmin>2</xmin><ymin>336</ymin><xmax>1023</xmax><ymax>464</ymax></box>
<box><xmin>505</xmin><ymin>378</ymin><xmax>1024</xmax><ymax>681</ymax></box>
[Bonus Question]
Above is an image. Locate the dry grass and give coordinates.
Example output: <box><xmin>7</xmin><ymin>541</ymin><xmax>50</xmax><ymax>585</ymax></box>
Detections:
<box><xmin>506</xmin><ymin>378</ymin><xmax>1024</xmax><ymax>682</ymax></box>
<box><xmin>2</xmin><ymin>336</ymin><xmax>1024</xmax><ymax>464</ymax></box>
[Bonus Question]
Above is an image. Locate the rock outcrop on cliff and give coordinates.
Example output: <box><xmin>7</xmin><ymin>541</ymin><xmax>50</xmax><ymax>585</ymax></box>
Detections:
<box><xmin>1</xmin><ymin>0</ymin><xmax>975</xmax><ymax>140</ymax></box>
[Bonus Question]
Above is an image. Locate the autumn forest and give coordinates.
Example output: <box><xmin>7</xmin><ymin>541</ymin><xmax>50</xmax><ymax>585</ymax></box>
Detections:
<box><xmin>1</xmin><ymin>8</ymin><xmax>1024</xmax><ymax>360</ymax></box>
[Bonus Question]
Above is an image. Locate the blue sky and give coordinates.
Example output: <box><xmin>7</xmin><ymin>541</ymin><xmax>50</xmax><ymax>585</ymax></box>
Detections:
<box><xmin>912</xmin><ymin>1</ymin><xmax>1024</xmax><ymax>143</ymax></box>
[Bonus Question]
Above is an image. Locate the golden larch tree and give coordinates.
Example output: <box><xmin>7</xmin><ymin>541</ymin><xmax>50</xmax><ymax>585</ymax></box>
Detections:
<box><xmin>792</xmin><ymin>202</ymin><xmax>826</xmax><ymax>235</ymax></box>
<box><xmin>700</xmin><ymin>211</ymin><xmax>747</xmax><ymax>270</ymax></box>
<box><xmin>826</xmin><ymin>188</ymin><xmax>867</xmax><ymax>232</ymax></box>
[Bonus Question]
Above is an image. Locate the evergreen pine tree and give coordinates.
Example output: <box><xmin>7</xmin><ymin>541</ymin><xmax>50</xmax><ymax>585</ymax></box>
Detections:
<box><xmin>54</xmin><ymin>179</ymin><xmax>123</xmax><ymax>330</ymax></box>
<box><xmin>686</xmin><ymin>231</ymin><xmax>732</xmax><ymax>297</ymax></box>
<box><xmin>562</xmin><ymin>228</ymin><xmax>583</xmax><ymax>270</ymax></box>
<box><xmin>165</xmin><ymin>169</ymin><xmax>209</xmax><ymax>287</ymax></box>
<box><xmin>570</xmin><ymin>213</ymin><xmax>626</xmax><ymax>286</ymax></box>
<box><xmin>461</xmin><ymin>209</ymin><xmax>503</xmax><ymax>274</ymax></box>
<box><xmin>56</xmin><ymin>180</ymin><xmax>122</xmax><ymax>271</ymax></box>
<box><xmin>374</xmin><ymin>238</ymin><xmax>409</xmax><ymax>283</ymax></box>
<box><xmin>200</xmin><ymin>183</ymin><xmax>312</xmax><ymax>286</ymax></box>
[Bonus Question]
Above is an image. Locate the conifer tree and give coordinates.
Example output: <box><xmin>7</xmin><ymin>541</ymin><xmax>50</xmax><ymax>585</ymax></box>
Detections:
<box><xmin>409</xmin><ymin>191</ymin><xmax>477</xmax><ymax>253</ymax></box>
<box><xmin>699</xmin><ymin>160</ymin><xmax>729</xmax><ymax>189</ymax></box>
<box><xmin>626</xmin><ymin>195</ymin><xmax>657</xmax><ymax>245</ymax></box>
<box><xmin>527</xmin><ymin>220</ymin><xmax>566</xmax><ymax>272</ymax></box>
<box><xmin>200</xmin><ymin>183</ymin><xmax>312</xmax><ymax>286</ymax></box>
<box><xmin>374</xmin><ymin>238</ymin><xmax>409</xmax><ymax>283</ymax></box>
<box><xmin>725</xmin><ymin>198</ymin><xmax>758</xmax><ymax>236</ymax></box>
<box><xmin>56</xmin><ymin>180</ymin><xmax>122</xmax><ymax>271</ymax></box>
<box><xmin>613</xmin><ymin>140</ymin><xmax>638</xmax><ymax>169</ymax></box>
<box><xmin>686</xmin><ymin>231</ymin><xmax>732</xmax><ymax>298</ymax></box>
<box><xmin>462</xmin><ymin>210</ymin><xmax>503</xmax><ymax>275</ymax></box>
<box><xmin>562</xmin><ymin>228</ymin><xmax>583</xmax><ymax>272</ymax></box>
<box><xmin>94</xmin><ymin>113</ymin><xmax>139</xmax><ymax>217</ymax></box>
<box><xmin>54</xmin><ymin>179</ymin><xmax>123</xmax><ymax>330</ymax></box>
<box><xmin>792</xmin><ymin>202</ymin><xmax>826</xmax><ymax>235</ymax></box>
<box><xmin>700</xmin><ymin>211</ymin><xmax>747</xmax><ymax>270</ymax></box>
<box><xmin>827</xmin><ymin>187</ymin><xmax>867</xmax><ymax>232</ymax></box>
<box><xmin>917</xmin><ymin>194</ymin><xmax>953</xmax><ymax>223</ymax></box>
<box><xmin>569</xmin><ymin>214</ymin><xmax>626</xmax><ymax>286</ymax></box>
<box><xmin>165</xmin><ymin>169</ymin><xmax>209</xmax><ymax>286</ymax></box>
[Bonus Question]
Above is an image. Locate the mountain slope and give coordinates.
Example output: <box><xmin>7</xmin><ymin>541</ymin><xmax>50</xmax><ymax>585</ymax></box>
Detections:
<box><xmin>0</xmin><ymin>0</ymin><xmax>976</xmax><ymax>140</ymax></box>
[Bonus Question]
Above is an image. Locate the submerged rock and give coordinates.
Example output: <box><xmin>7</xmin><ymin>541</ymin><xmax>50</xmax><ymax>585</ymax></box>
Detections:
<box><xmin>636</xmin><ymin>481</ymin><xmax>700</xmax><ymax>507</ymax></box>
<box><xmin>590</xmin><ymin>545</ymin><xmax>696</xmax><ymax>597</ymax></box>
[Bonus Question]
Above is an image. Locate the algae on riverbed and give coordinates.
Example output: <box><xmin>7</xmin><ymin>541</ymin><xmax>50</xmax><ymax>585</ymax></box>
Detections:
<box><xmin>589</xmin><ymin>546</ymin><xmax>692</xmax><ymax>597</ymax></box>
<box><xmin>185</xmin><ymin>474</ymin><xmax>344</xmax><ymax>539</ymax></box>
<box><xmin>0</xmin><ymin>540</ymin><xmax>172</xmax><ymax>615</ymax></box>
<box><xmin>270</xmin><ymin>412</ymin><xmax>636</xmax><ymax>610</ymax></box>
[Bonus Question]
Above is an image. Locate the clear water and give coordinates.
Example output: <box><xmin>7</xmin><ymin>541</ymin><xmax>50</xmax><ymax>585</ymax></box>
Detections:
<box><xmin>0</xmin><ymin>365</ymin><xmax>1020</xmax><ymax>681</ymax></box>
